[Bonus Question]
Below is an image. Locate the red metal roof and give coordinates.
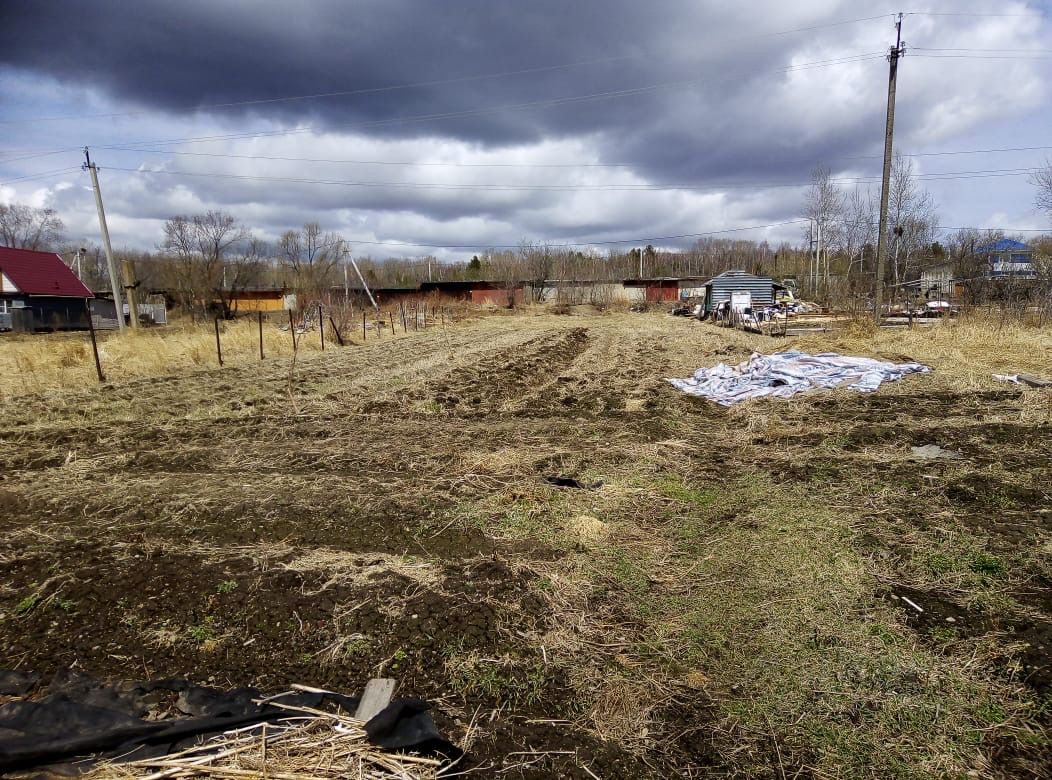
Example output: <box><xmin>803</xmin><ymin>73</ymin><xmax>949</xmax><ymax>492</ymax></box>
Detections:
<box><xmin>0</xmin><ymin>246</ymin><xmax>94</xmax><ymax>298</ymax></box>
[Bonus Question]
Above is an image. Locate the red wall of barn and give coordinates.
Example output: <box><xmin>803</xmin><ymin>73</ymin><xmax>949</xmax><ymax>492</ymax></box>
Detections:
<box><xmin>645</xmin><ymin>283</ymin><xmax>679</xmax><ymax>302</ymax></box>
<box><xmin>470</xmin><ymin>288</ymin><xmax>523</xmax><ymax>305</ymax></box>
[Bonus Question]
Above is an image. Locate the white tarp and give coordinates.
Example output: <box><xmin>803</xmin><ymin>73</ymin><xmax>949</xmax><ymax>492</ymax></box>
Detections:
<box><xmin>667</xmin><ymin>350</ymin><xmax>931</xmax><ymax>406</ymax></box>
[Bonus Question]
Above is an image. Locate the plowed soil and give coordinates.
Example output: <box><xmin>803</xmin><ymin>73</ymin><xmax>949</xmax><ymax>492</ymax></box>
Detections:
<box><xmin>1</xmin><ymin>311</ymin><xmax>1048</xmax><ymax>778</ymax></box>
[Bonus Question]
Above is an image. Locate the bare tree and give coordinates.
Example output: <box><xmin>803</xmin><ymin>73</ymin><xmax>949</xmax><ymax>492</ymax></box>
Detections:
<box><xmin>159</xmin><ymin>210</ymin><xmax>252</xmax><ymax>317</ymax></box>
<box><xmin>278</xmin><ymin>222</ymin><xmax>343</xmax><ymax>301</ymax></box>
<box><xmin>519</xmin><ymin>240</ymin><xmax>554</xmax><ymax>303</ymax></box>
<box><xmin>0</xmin><ymin>202</ymin><xmax>64</xmax><ymax>250</ymax></box>
<box><xmin>803</xmin><ymin>167</ymin><xmax>845</xmax><ymax>295</ymax></box>
<box><xmin>1030</xmin><ymin>159</ymin><xmax>1052</xmax><ymax>223</ymax></box>
<box><xmin>842</xmin><ymin>186</ymin><xmax>877</xmax><ymax>286</ymax></box>
<box><xmin>887</xmin><ymin>154</ymin><xmax>938</xmax><ymax>290</ymax></box>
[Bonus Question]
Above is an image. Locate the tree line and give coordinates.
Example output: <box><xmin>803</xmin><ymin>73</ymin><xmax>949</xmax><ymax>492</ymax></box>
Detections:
<box><xmin>2</xmin><ymin>154</ymin><xmax>1050</xmax><ymax>314</ymax></box>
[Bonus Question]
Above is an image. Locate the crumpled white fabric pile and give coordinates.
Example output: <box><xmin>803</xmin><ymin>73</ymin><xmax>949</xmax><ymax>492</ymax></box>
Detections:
<box><xmin>667</xmin><ymin>350</ymin><xmax>931</xmax><ymax>406</ymax></box>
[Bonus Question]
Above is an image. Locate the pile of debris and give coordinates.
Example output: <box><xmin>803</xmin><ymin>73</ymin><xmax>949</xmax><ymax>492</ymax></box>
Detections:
<box><xmin>0</xmin><ymin>670</ymin><xmax>459</xmax><ymax>778</ymax></box>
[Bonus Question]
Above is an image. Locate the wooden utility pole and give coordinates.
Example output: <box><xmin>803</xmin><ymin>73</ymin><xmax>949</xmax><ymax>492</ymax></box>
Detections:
<box><xmin>874</xmin><ymin>13</ymin><xmax>905</xmax><ymax>323</ymax></box>
<box><xmin>83</xmin><ymin>148</ymin><xmax>129</xmax><ymax>331</ymax></box>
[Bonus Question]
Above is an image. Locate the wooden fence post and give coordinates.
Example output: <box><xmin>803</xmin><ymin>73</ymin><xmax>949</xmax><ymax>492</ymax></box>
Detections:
<box><xmin>362</xmin><ymin>311</ymin><xmax>366</xmax><ymax>341</ymax></box>
<box><xmin>389</xmin><ymin>310</ymin><xmax>395</xmax><ymax>334</ymax></box>
<box><xmin>84</xmin><ymin>301</ymin><xmax>105</xmax><ymax>383</ymax></box>
<box><xmin>318</xmin><ymin>304</ymin><xmax>325</xmax><ymax>350</ymax></box>
<box><xmin>258</xmin><ymin>311</ymin><xmax>264</xmax><ymax>360</ymax></box>
<box><xmin>400</xmin><ymin>301</ymin><xmax>407</xmax><ymax>333</ymax></box>
<box><xmin>329</xmin><ymin>316</ymin><xmax>344</xmax><ymax>346</ymax></box>
<box><xmin>288</xmin><ymin>309</ymin><xmax>297</xmax><ymax>352</ymax></box>
<box><xmin>214</xmin><ymin>317</ymin><xmax>224</xmax><ymax>366</ymax></box>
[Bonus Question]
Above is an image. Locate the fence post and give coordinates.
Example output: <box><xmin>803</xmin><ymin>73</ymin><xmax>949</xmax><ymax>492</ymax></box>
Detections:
<box><xmin>258</xmin><ymin>311</ymin><xmax>264</xmax><ymax>360</ymax></box>
<box><xmin>318</xmin><ymin>304</ymin><xmax>325</xmax><ymax>351</ymax></box>
<box><xmin>214</xmin><ymin>317</ymin><xmax>224</xmax><ymax>366</ymax></box>
<box><xmin>288</xmin><ymin>309</ymin><xmax>297</xmax><ymax>352</ymax></box>
<box><xmin>84</xmin><ymin>301</ymin><xmax>105</xmax><ymax>383</ymax></box>
<box><xmin>389</xmin><ymin>310</ymin><xmax>395</xmax><ymax>334</ymax></box>
<box><xmin>362</xmin><ymin>311</ymin><xmax>366</xmax><ymax>341</ymax></box>
<box><xmin>400</xmin><ymin>301</ymin><xmax>407</xmax><ymax>333</ymax></box>
<box><xmin>329</xmin><ymin>316</ymin><xmax>344</xmax><ymax>346</ymax></box>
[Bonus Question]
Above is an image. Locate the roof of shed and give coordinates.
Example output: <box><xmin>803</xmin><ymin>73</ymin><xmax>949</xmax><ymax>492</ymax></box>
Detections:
<box><xmin>0</xmin><ymin>246</ymin><xmax>94</xmax><ymax>298</ymax></box>
<box><xmin>700</xmin><ymin>269</ymin><xmax>776</xmax><ymax>285</ymax></box>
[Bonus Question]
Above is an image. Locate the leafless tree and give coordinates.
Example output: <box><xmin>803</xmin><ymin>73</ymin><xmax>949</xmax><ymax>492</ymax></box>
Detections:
<box><xmin>1030</xmin><ymin>159</ymin><xmax>1052</xmax><ymax>223</ymax></box>
<box><xmin>519</xmin><ymin>240</ymin><xmax>554</xmax><ymax>303</ymax></box>
<box><xmin>803</xmin><ymin>166</ymin><xmax>845</xmax><ymax>294</ymax></box>
<box><xmin>278</xmin><ymin>222</ymin><xmax>343</xmax><ymax>301</ymax></box>
<box><xmin>842</xmin><ymin>186</ymin><xmax>877</xmax><ymax>285</ymax></box>
<box><xmin>0</xmin><ymin>202</ymin><xmax>64</xmax><ymax>250</ymax></box>
<box><xmin>887</xmin><ymin>154</ymin><xmax>938</xmax><ymax>288</ymax></box>
<box><xmin>159</xmin><ymin>210</ymin><xmax>252</xmax><ymax>317</ymax></box>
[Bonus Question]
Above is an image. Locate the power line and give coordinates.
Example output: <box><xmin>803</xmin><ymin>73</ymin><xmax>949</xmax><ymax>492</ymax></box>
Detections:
<box><xmin>316</xmin><ymin>220</ymin><xmax>813</xmax><ymax>250</ymax></box>
<box><xmin>844</xmin><ymin>144</ymin><xmax>1052</xmax><ymax>160</ymax></box>
<box><xmin>102</xmin><ymin>147</ymin><xmax>642</xmax><ymax>169</ymax></box>
<box><xmin>911</xmin><ymin>53</ymin><xmax>1052</xmax><ymax>60</ymax></box>
<box><xmin>0</xmin><ymin>167</ymin><xmax>81</xmax><ymax>186</ymax></box>
<box><xmin>904</xmin><ymin>10</ymin><xmax>1040</xmax><ymax>18</ymax></box>
<box><xmin>0</xmin><ymin>54</ymin><xmax>642</xmax><ymax>126</ymax></box>
<box><xmin>5</xmin><ymin>139</ymin><xmax>1049</xmax><ymax>173</ymax></box>
<box><xmin>0</xmin><ymin>14</ymin><xmax>895</xmax><ymax>126</ymax></box>
<box><xmin>99</xmin><ymin>53</ymin><xmax>887</xmax><ymax>151</ymax></box>
<box><xmin>912</xmin><ymin>46</ymin><xmax>1052</xmax><ymax>53</ymax></box>
<box><xmin>97</xmin><ymin>163</ymin><xmax>1046</xmax><ymax>192</ymax></box>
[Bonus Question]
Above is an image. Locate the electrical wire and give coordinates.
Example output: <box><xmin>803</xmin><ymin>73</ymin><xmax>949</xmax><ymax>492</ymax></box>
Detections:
<box><xmin>100</xmin><ymin>53</ymin><xmax>887</xmax><ymax>151</ymax></box>
<box><xmin>96</xmin><ymin>163</ymin><xmax>1045</xmax><ymax>193</ymax></box>
<box><xmin>0</xmin><ymin>14</ymin><xmax>896</xmax><ymax>126</ymax></box>
<box><xmin>309</xmin><ymin>220</ymin><xmax>813</xmax><ymax>250</ymax></box>
<box><xmin>0</xmin><ymin>167</ymin><xmax>81</xmax><ymax>186</ymax></box>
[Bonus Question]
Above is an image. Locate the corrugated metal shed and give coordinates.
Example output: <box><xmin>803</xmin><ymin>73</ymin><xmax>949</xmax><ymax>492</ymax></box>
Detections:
<box><xmin>699</xmin><ymin>270</ymin><xmax>778</xmax><ymax>315</ymax></box>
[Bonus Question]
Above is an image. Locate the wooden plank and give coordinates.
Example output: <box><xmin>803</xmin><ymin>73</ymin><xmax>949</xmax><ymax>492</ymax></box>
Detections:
<box><xmin>355</xmin><ymin>677</ymin><xmax>396</xmax><ymax>721</ymax></box>
<box><xmin>1017</xmin><ymin>374</ymin><xmax>1052</xmax><ymax>388</ymax></box>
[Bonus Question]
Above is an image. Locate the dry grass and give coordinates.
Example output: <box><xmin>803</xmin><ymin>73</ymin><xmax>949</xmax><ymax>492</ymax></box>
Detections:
<box><xmin>1</xmin><ymin>309</ymin><xmax>1048</xmax><ymax>778</ymax></box>
<box><xmin>794</xmin><ymin>312</ymin><xmax>1052</xmax><ymax>387</ymax></box>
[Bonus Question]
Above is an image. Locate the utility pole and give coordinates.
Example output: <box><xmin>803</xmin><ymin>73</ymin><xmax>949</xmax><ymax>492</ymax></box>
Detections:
<box><xmin>84</xmin><ymin>148</ymin><xmax>137</xmax><ymax>329</ymax></box>
<box><xmin>874</xmin><ymin>13</ymin><xmax>905</xmax><ymax>322</ymax></box>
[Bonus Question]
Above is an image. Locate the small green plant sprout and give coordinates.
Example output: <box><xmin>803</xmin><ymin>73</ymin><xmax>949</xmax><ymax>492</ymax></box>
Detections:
<box><xmin>188</xmin><ymin>617</ymin><xmax>217</xmax><ymax>643</ymax></box>
<box><xmin>216</xmin><ymin>580</ymin><xmax>238</xmax><ymax>594</ymax></box>
<box><xmin>15</xmin><ymin>594</ymin><xmax>40</xmax><ymax>615</ymax></box>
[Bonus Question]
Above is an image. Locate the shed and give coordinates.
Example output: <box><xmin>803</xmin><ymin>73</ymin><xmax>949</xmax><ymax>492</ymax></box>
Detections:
<box><xmin>419</xmin><ymin>280</ymin><xmax>523</xmax><ymax>306</ymax></box>
<box><xmin>697</xmin><ymin>270</ymin><xmax>780</xmax><ymax>316</ymax></box>
<box><xmin>622</xmin><ymin>278</ymin><xmax>681</xmax><ymax>302</ymax></box>
<box><xmin>0</xmin><ymin>246</ymin><xmax>94</xmax><ymax>331</ymax></box>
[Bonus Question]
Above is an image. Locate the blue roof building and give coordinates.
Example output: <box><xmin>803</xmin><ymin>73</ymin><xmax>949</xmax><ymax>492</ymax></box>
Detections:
<box><xmin>976</xmin><ymin>239</ymin><xmax>1035</xmax><ymax>279</ymax></box>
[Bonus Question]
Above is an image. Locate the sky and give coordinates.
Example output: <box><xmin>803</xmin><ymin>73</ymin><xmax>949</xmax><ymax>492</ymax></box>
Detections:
<box><xmin>1</xmin><ymin>0</ymin><xmax>1050</xmax><ymax>262</ymax></box>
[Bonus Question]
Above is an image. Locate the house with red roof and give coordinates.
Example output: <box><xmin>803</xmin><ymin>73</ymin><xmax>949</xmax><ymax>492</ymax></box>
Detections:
<box><xmin>0</xmin><ymin>245</ymin><xmax>94</xmax><ymax>331</ymax></box>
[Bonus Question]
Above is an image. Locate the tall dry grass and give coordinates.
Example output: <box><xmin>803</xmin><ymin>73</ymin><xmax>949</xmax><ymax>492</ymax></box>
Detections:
<box><xmin>0</xmin><ymin>318</ymin><xmax>332</xmax><ymax>397</ymax></box>
<box><xmin>793</xmin><ymin>312</ymin><xmax>1052</xmax><ymax>389</ymax></box>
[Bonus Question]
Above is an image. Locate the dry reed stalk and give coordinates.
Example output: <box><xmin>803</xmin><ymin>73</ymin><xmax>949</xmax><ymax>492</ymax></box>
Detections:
<box><xmin>85</xmin><ymin>701</ymin><xmax>442</xmax><ymax>779</ymax></box>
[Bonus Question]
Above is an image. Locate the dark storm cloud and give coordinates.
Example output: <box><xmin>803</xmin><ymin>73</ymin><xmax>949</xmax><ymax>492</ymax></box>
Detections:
<box><xmin>0</xmin><ymin>0</ymin><xmax>881</xmax><ymax>181</ymax></box>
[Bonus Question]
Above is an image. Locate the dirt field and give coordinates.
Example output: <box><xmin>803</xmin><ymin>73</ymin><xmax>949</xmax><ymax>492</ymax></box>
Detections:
<box><xmin>1</xmin><ymin>310</ymin><xmax>1049</xmax><ymax>778</ymax></box>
